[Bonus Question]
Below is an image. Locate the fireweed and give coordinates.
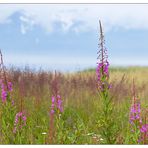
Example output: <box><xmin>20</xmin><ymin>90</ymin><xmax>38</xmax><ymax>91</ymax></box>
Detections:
<box><xmin>129</xmin><ymin>98</ymin><xmax>142</xmax><ymax>130</ymax></box>
<box><xmin>96</xmin><ymin>21</ymin><xmax>116</xmax><ymax>144</ymax></box>
<box><xmin>13</xmin><ymin>111</ymin><xmax>27</xmax><ymax>134</ymax></box>
<box><xmin>0</xmin><ymin>50</ymin><xmax>13</xmax><ymax>103</ymax></box>
<box><xmin>0</xmin><ymin>50</ymin><xmax>17</xmax><ymax>143</ymax></box>
<box><xmin>129</xmin><ymin>98</ymin><xmax>148</xmax><ymax>144</ymax></box>
<box><xmin>139</xmin><ymin>124</ymin><xmax>148</xmax><ymax>144</ymax></box>
<box><xmin>0</xmin><ymin>80</ymin><xmax>13</xmax><ymax>103</ymax></box>
<box><xmin>138</xmin><ymin>109</ymin><xmax>148</xmax><ymax>144</ymax></box>
<box><xmin>0</xmin><ymin>79</ymin><xmax>16</xmax><ymax>143</ymax></box>
<box><xmin>50</xmin><ymin>94</ymin><xmax>63</xmax><ymax>114</ymax></box>
<box><xmin>49</xmin><ymin>94</ymin><xmax>63</xmax><ymax>143</ymax></box>
<box><xmin>48</xmin><ymin>70</ymin><xmax>64</xmax><ymax>143</ymax></box>
<box><xmin>96</xmin><ymin>21</ymin><xmax>110</xmax><ymax>92</ymax></box>
<box><xmin>0</xmin><ymin>80</ymin><xmax>7</xmax><ymax>103</ymax></box>
<box><xmin>128</xmin><ymin>80</ymin><xmax>148</xmax><ymax>144</ymax></box>
<box><xmin>129</xmin><ymin>96</ymin><xmax>142</xmax><ymax>143</ymax></box>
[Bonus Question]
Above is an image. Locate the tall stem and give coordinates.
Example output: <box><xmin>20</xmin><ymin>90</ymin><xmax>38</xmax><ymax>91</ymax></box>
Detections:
<box><xmin>0</xmin><ymin>49</ymin><xmax>8</xmax><ymax>91</ymax></box>
<box><xmin>99</xmin><ymin>20</ymin><xmax>104</xmax><ymax>76</ymax></box>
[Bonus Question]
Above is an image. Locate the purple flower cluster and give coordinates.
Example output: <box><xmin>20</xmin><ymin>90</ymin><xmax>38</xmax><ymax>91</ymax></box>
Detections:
<box><xmin>138</xmin><ymin>124</ymin><xmax>148</xmax><ymax>143</ymax></box>
<box><xmin>96</xmin><ymin>60</ymin><xmax>110</xmax><ymax>91</ymax></box>
<box><xmin>8</xmin><ymin>82</ymin><xmax>13</xmax><ymax>92</ymax></box>
<box><xmin>140</xmin><ymin>124</ymin><xmax>148</xmax><ymax>133</ymax></box>
<box><xmin>50</xmin><ymin>96</ymin><xmax>55</xmax><ymax>114</ymax></box>
<box><xmin>13</xmin><ymin>112</ymin><xmax>27</xmax><ymax>133</ymax></box>
<box><xmin>57</xmin><ymin>95</ymin><xmax>63</xmax><ymax>112</ymax></box>
<box><xmin>129</xmin><ymin>96</ymin><xmax>148</xmax><ymax>143</ymax></box>
<box><xmin>96</xmin><ymin>21</ymin><xmax>110</xmax><ymax>92</ymax></box>
<box><xmin>129</xmin><ymin>100</ymin><xmax>142</xmax><ymax>125</ymax></box>
<box><xmin>0</xmin><ymin>81</ymin><xmax>7</xmax><ymax>103</ymax></box>
<box><xmin>0</xmin><ymin>80</ymin><xmax>13</xmax><ymax>103</ymax></box>
<box><xmin>50</xmin><ymin>94</ymin><xmax>63</xmax><ymax>114</ymax></box>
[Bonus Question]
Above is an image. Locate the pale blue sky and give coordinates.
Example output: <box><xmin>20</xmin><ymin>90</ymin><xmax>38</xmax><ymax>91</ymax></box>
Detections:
<box><xmin>0</xmin><ymin>4</ymin><xmax>148</xmax><ymax>71</ymax></box>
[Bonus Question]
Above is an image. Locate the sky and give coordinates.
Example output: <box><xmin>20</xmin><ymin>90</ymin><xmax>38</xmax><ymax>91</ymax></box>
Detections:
<box><xmin>0</xmin><ymin>4</ymin><xmax>148</xmax><ymax>72</ymax></box>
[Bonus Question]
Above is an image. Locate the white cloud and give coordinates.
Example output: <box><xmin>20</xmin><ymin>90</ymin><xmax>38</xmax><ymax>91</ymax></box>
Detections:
<box><xmin>20</xmin><ymin>15</ymin><xmax>35</xmax><ymax>34</ymax></box>
<box><xmin>0</xmin><ymin>4</ymin><xmax>148</xmax><ymax>33</ymax></box>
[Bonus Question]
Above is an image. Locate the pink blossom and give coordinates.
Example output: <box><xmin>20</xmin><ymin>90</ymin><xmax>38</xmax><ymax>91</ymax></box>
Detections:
<box><xmin>57</xmin><ymin>95</ymin><xmax>63</xmax><ymax>112</ymax></box>
<box><xmin>140</xmin><ymin>124</ymin><xmax>148</xmax><ymax>133</ymax></box>
<box><xmin>13</xmin><ymin>112</ymin><xmax>27</xmax><ymax>134</ymax></box>
<box><xmin>8</xmin><ymin>82</ymin><xmax>13</xmax><ymax>92</ymax></box>
<box><xmin>0</xmin><ymin>82</ymin><xmax>7</xmax><ymax>103</ymax></box>
<box><xmin>50</xmin><ymin>96</ymin><xmax>55</xmax><ymax>114</ymax></box>
<box><xmin>0</xmin><ymin>80</ymin><xmax>13</xmax><ymax>103</ymax></box>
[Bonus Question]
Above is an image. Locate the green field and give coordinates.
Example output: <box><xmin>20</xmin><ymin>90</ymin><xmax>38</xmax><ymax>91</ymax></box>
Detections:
<box><xmin>0</xmin><ymin>66</ymin><xmax>148</xmax><ymax>144</ymax></box>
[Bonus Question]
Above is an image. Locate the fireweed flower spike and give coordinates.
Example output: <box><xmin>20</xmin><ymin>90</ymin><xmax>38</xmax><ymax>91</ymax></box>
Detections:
<box><xmin>49</xmin><ymin>94</ymin><xmax>63</xmax><ymax>143</ymax></box>
<box><xmin>49</xmin><ymin>95</ymin><xmax>56</xmax><ymax>143</ymax></box>
<box><xmin>128</xmin><ymin>79</ymin><xmax>147</xmax><ymax>144</ymax></box>
<box><xmin>0</xmin><ymin>80</ymin><xmax>13</xmax><ymax>103</ymax></box>
<box><xmin>96</xmin><ymin>21</ymin><xmax>116</xmax><ymax>144</ymax></box>
<box><xmin>50</xmin><ymin>94</ymin><xmax>63</xmax><ymax>114</ymax></box>
<box><xmin>50</xmin><ymin>96</ymin><xmax>55</xmax><ymax>114</ymax></box>
<box><xmin>138</xmin><ymin>109</ymin><xmax>148</xmax><ymax>144</ymax></box>
<box><xmin>129</xmin><ymin>80</ymin><xmax>142</xmax><ymax>130</ymax></box>
<box><xmin>13</xmin><ymin>112</ymin><xmax>27</xmax><ymax>134</ymax></box>
<box><xmin>57</xmin><ymin>94</ymin><xmax>63</xmax><ymax>113</ymax></box>
<box><xmin>0</xmin><ymin>81</ymin><xmax>7</xmax><ymax>103</ymax></box>
<box><xmin>140</xmin><ymin>124</ymin><xmax>148</xmax><ymax>133</ymax></box>
<box><xmin>96</xmin><ymin>20</ymin><xmax>110</xmax><ymax>92</ymax></box>
<box><xmin>8</xmin><ymin>82</ymin><xmax>13</xmax><ymax>92</ymax></box>
<box><xmin>138</xmin><ymin>124</ymin><xmax>148</xmax><ymax>144</ymax></box>
<box><xmin>129</xmin><ymin>98</ymin><xmax>142</xmax><ymax>127</ymax></box>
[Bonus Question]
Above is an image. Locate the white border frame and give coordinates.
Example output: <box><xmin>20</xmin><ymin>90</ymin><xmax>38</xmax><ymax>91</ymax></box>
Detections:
<box><xmin>0</xmin><ymin>0</ymin><xmax>148</xmax><ymax>4</ymax></box>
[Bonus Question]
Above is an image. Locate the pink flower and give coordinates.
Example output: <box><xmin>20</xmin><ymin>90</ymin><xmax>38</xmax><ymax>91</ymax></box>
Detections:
<box><xmin>0</xmin><ymin>80</ymin><xmax>13</xmax><ymax>103</ymax></box>
<box><xmin>57</xmin><ymin>95</ymin><xmax>63</xmax><ymax>112</ymax></box>
<box><xmin>50</xmin><ymin>96</ymin><xmax>55</xmax><ymax>114</ymax></box>
<box><xmin>23</xmin><ymin>116</ymin><xmax>27</xmax><ymax>121</ymax></box>
<box><xmin>96</xmin><ymin>52</ymin><xmax>110</xmax><ymax>91</ymax></box>
<box><xmin>140</xmin><ymin>124</ymin><xmax>148</xmax><ymax>133</ymax></box>
<box><xmin>129</xmin><ymin>102</ymin><xmax>141</xmax><ymax>124</ymax></box>
<box><xmin>13</xmin><ymin>112</ymin><xmax>27</xmax><ymax>133</ymax></box>
<box><xmin>0</xmin><ymin>82</ymin><xmax>7</xmax><ymax>103</ymax></box>
<box><xmin>8</xmin><ymin>82</ymin><xmax>13</xmax><ymax>92</ymax></box>
<box><xmin>50</xmin><ymin>94</ymin><xmax>63</xmax><ymax>114</ymax></box>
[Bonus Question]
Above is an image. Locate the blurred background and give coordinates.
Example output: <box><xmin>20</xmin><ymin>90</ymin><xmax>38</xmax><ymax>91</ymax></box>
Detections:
<box><xmin>0</xmin><ymin>4</ymin><xmax>148</xmax><ymax>72</ymax></box>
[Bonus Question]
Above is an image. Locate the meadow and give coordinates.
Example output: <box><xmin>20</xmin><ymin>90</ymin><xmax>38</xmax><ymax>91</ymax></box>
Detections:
<box><xmin>0</xmin><ymin>21</ymin><xmax>148</xmax><ymax>144</ymax></box>
<box><xmin>0</xmin><ymin>65</ymin><xmax>148</xmax><ymax>144</ymax></box>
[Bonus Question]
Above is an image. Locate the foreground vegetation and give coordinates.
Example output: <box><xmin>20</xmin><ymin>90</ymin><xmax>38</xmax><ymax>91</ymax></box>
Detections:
<box><xmin>0</xmin><ymin>66</ymin><xmax>148</xmax><ymax>144</ymax></box>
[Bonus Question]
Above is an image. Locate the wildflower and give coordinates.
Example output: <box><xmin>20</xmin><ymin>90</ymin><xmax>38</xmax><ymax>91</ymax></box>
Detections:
<box><xmin>0</xmin><ymin>81</ymin><xmax>7</xmax><ymax>103</ymax></box>
<box><xmin>138</xmin><ymin>124</ymin><xmax>148</xmax><ymax>144</ymax></box>
<box><xmin>129</xmin><ymin>99</ymin><xmax>142</xmax><ymax>128</ymax></box>
<box><xmin>42</xmin><ymin>132</ymin><xmax>47</xmax><ymax>135</ymax></box>
<box><xmin>140</xmin><ymin>124</ymin><xmax>148</xmax><ymax>133</ymax></box>
<box><xmin>13</xmin><ymin>111</ymin><xmax>27</xmax><ymax>134</ymax></box>
<box><xmin>50</xmin><ymin>94</ymin><xmax>63</xmax><ymax>114</ymax></box>
<box><xmin>8</xmin><ymin>82</ymin><xmax>13</xmax><ymax>92</ymax></box>
<box><xmin>129</xmin><ymin>80</ymin><xmax>146</xmax><ymax>144</ymax></box>
<box><xmin>57</xmin><ymin>94</ymin><xmax>63</xmax><ymax>112</ymax></box>
<box><xmin>50</xmin><ymin>96</ymin><xmax>55</xmax><ymax>114</ymax></box>
<box><xmin>0</xmin><ymin>80</ymin><xmax>13</xmax><ymax>103</ymax></box>
<box><xmin>95</xmin><ymin>21</ymin><xmax>116</xmax><ymax>144</ymax></box>
<box><xmin>96</xmin><ymin>21</ymin><xmax>110</xmax><ymax>92</ymax></box>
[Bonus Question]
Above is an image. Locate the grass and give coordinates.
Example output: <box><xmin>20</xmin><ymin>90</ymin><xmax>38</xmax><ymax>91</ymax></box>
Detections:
<box><xmin>1</xmin><ymin>66</ymin><xmax>148</xmax><ymax>144</ymax></box>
